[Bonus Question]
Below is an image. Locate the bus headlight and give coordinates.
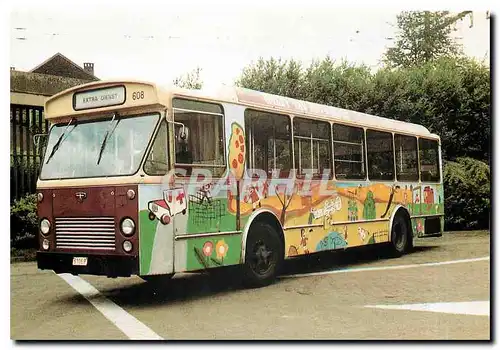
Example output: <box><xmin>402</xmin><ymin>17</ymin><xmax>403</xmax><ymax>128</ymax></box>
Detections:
<box><xmin>37</xmin><ymin>193</ymin><xmax>44</xmax><ymax>202</ymax></box>
<box><xmin>42</xmin><ymin>239</ymin><xmax>50</xmax><ymax>250</ymax></box>
<box><xmin>122</xmin><ymin>240</ymin><xmax>133</xmax><ymax>253</ymax></box>
<box><xmin>120</xmin><ymin>218</ymin><xmax>135</xmax><ymax>236</ymax></box>
<box><xmin>40</xmin><ymin>219</ymin><xmax>51</xmax><ymax>235</ymax></box>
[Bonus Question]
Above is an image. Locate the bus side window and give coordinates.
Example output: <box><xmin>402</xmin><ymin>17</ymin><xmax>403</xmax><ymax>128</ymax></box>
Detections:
<box><xmin>419</xmin><ymin>138</ymin><xmax>440</xmax><ymax>182</ymax></box>
<box><xmin>144</xmin><ymin>120</ymin><xmax>168</xmax><ymax>175</ymax></box>
<box><xmin>332</xmin><ymin>124</ymin><xmax>366</xmax><ymax>180</ymax></box>
<box><xmin>293</xmin><ymin>117</ymin><xmax>332</xmax><ymax>179</ymax></box>
<box><xmin>366</xmin><ymin>129</ymin><xmax>394</xmax><ymax>181</ymax></box>
<box><xmin>395</xmin><ymin>134</ymin><xmax>418</xmax><ymax>182</ymax></box>
<box><xmin>172</xmin><ymin>98</ymin><xmax>226</xmax><ymax>177</ymax></box>
<box><xmin>244</xmin><ymin>109</ymin><xmax>292</xmax><ymax>178</ymax></box>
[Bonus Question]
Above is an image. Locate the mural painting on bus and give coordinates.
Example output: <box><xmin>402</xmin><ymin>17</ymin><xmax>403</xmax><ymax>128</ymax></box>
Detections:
<box><xmin>138</xmin><ymin>184</ymin><xmax>177</xmax><ymax>275</ymax></box>
<box><xmin>137</xmin><ymin>108</ymin><xmax>248</xmax><ymax>274</ymax></box>
<box><xmin>184</xmin><ymin>120</ymin><xmax>247</xmax><ymax>271</ymax></box>
<box><xmin>393</xmin><ymin>183</ymin><xmax>443</xmax><ymax>237</ymax></box>
<box><xmin>240</xmin><ymin>180</ymin><xmax>443</xmax><ymax>256</ymax></box>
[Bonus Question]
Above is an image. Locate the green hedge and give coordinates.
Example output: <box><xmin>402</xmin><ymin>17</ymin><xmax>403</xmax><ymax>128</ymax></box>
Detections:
<box><xmin>10</xmin><ymin>193</ymin><xmax>38</xmax><ymax>249</ymax></box>
<box><xmin>443</xmin><ymin>157</ymin><xmax>490</xmax><ymax>230</ymax></box>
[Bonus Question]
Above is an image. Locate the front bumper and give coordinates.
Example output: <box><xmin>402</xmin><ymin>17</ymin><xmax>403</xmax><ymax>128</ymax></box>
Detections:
<box><xmin>37</xmin><ymin>251</ymin><xmax>139</xmax><ymax>277</ymax></box>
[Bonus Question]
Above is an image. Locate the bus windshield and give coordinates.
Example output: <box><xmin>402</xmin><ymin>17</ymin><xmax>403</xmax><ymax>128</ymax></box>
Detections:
<box><xmin>40</xmin><ymin>113</ymin><xmax>160</xmax><ymax>179</ymax></box>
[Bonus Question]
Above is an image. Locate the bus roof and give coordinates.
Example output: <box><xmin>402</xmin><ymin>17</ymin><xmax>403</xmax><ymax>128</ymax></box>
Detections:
<box><xmin>45</xmin><ymin>79</ymin><xmax>437</xmax><ymax>138</ymax></box>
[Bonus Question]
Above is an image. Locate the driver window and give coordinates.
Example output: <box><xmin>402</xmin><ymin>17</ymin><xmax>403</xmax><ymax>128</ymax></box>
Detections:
<box><xmin>144</xmin><ymin>120</ymin><xmax>168</xmax><ymax>175</ymax></box>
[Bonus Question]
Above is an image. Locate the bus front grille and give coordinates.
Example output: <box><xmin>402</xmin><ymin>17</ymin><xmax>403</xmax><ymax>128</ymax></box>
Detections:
<box><xmin>55</xmin><ymin>217</ymin><xmax>116</xmax><ymax>251</ymax></box>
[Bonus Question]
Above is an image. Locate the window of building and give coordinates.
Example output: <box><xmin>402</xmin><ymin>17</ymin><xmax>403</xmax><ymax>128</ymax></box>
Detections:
<box><xmin>293</xmin><ymin>117</ymin><xmax>331</xmax><ymax>178</ymax></box>
<box><xmin>366</xmin><ymin>129</ymin><xmax>394</xmax><ymax>181</ymax></box>
<box><xmin>245</xmin><ymin>109</ymin><xmax>292</xmax><ymax>178</ymax></box>
<box><xmin>332</xmin><ymin>124</ymin><xmax>365</xmax><ymax>180</ymax></box>
<box><xmin>419</xmin><ymin>138</ymin><xmax>440</xmax><ymax>182</ymax></box>
<box><xmin>173</xmin><ymin>98</ymin><xmax>225</xmax><ymax>177</ymax></box>
<box><xmin>144</xmin><ymin>120</ymin><xmax>168</xmax><ymax>176</ymax></box>
<box><xmin>394</xmin><ymin>134</ymin><xmax>418</xmax><ymax>181</ymax></box>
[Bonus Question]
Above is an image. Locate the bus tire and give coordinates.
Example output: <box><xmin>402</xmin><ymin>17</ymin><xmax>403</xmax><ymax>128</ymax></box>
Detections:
<box><xmin>242</xmin><ymin>221</ymin><xmax>284</xmax><ymax>288</ymax></box>
<box><xmin>388</xmin><ymin>214</ymin><xmax>412</xmax><ymax>257</ymax></box>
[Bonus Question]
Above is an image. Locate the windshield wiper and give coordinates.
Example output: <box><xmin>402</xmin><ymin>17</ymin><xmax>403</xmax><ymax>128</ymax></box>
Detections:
<box><xmin>97</xmin><ymin>113</ymin><xmax>120</xmax><ymax>165</ymax></box>
<box><xmin>45</xmin><ymin>118</ymin><xmax>76</xmax><ymax>164</ymax></box>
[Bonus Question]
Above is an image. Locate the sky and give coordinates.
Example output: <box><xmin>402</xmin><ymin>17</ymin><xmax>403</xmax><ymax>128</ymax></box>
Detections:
<box><xmin>8</xmin><ymin>2</ymin><xmax>491</xmax><ymax>89</ymax></box>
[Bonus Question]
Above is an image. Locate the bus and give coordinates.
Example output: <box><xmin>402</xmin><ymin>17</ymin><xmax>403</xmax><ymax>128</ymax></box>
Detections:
<box><xmin>36</xmin><ymin>80</ymin><xmax>443</xmax><ymax>287</ymax></box>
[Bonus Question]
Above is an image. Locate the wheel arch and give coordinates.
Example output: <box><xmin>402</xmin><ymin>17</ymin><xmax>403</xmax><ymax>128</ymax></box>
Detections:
<box><xmin>389</xmin><ymin>205</ymin><xmax>412</xmax><ymax>241</ymax></box>
<box><xmin>240</xmin><ymin>209</ymin><xmax>284</xmax><ymax>263</ymax></box>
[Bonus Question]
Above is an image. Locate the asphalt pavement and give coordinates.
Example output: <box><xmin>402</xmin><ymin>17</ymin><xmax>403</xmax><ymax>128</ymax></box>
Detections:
<box><xmin>11</xmin><ymin>231</ymin><xmax>490</xmax><ymax>340</ymax></box>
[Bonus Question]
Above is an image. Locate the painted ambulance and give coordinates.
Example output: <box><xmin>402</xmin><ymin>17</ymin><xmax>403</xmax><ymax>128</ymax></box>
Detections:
<box><xmin>148</xmin><ymin>187</ymin><xmax>187</xmax><ymax>225</ymax></box>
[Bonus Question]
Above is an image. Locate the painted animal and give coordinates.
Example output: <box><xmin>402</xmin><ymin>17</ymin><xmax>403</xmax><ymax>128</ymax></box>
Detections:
<box><xmin>358</xmin><ymin>227</ymin><xmax>369</xmax><ymax>241</ymax></box>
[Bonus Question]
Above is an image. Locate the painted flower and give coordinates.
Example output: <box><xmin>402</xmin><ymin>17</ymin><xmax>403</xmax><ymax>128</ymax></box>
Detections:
<box><xmin>202</xmin><ymin>241</ymin><xmax>214</xmax><ymax>257</ymax></box>
<box><xmin>216</xmin><ymin>240</ymin><xmax>229</xmax><ymax>259</ymax></box>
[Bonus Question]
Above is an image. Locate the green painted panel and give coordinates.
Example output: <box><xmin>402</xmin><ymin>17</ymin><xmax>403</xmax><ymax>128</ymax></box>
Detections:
<box><xmin>139</xmin><ymin>209</ymin><xmax>157</xmax><ymax>275</ymax></box>
<box><xmin>186</xmin><ymin>200</ymin><xmax>236</xmax><ymax>233</ymax></box>
<box><xmin>186</xmin><ymin>234</ymin><xmax>242</xmax><ymax>271</ymax></box>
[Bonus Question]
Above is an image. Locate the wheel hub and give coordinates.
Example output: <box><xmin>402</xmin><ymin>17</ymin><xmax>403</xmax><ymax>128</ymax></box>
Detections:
<box><xmin>251</xmin><ymin>240</ymin><xmax>274</xmax><ymax>275</ymax></box>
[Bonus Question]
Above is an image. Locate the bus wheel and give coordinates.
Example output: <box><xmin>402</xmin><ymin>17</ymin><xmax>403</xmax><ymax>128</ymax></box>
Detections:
<box><xmin>242</xmin><ymin>221</ymin><xmax>283</xmax><ymax>288</ymax></box>
<box><xmin>389</xmin><ymin>214</ymin><xmax>412</xmax><ymax>257</ymax></box>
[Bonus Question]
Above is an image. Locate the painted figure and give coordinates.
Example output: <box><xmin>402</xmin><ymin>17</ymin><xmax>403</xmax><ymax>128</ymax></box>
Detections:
<box><xmin>300</xmin><ymin>228</ymin><xmax>310</xmax><ymax>254</ymax></box>
<box><xmin>198</xmin><ymin>183</ymin><xmax>213</xmax><ymax>204</ymax></box>
<box><xmin>244</xmin><ymin>185</ymin><xmax>262</xmax><ymax>211</ymax></box>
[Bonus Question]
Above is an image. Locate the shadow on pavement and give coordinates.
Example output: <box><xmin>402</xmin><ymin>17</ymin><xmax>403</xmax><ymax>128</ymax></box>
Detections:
<box><xmin>59</xmin><ymin>244</ymin><xmax>441</xmax><ymax>308</ymax></box>
<box><xmin>280</xmin><ymin>244</ymin><xmax>439</xmax><ymax>276</ymax></box>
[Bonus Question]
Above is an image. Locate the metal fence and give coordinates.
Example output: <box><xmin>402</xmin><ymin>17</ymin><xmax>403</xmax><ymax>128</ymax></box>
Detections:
<box><xmin>10</xmin><ymin>104</ymin><xmax>48</xmax><ymax>202</ymax></box>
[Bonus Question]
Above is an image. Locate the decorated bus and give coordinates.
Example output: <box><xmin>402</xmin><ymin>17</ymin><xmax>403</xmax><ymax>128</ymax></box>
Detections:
<box><xmin>36</xmin><ymin>80</ymin><xmax>443</xmax><ymax>287</ymax></box>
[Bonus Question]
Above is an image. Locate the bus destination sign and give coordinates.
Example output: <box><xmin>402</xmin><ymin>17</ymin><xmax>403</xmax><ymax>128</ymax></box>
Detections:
<box><xmin>73</xmin><ymin>86</ymin><xmax>126</xmax><ymax>110</ymax></box>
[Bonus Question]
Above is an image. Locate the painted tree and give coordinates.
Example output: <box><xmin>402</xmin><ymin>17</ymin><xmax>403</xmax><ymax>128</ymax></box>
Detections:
<box><xmin>275</xmin><ymin>183</ymin><xmax>296</xmax><ymax>225</ymax></box>
<box><xmin>383</xmin><ymin>11</ymin><xmax>473</xmax><ymax>68</ymax></box>
<box><xmin>363</xmin><ymin>191</ymin><xmax>376</xmax><ymax>220</ymax></box>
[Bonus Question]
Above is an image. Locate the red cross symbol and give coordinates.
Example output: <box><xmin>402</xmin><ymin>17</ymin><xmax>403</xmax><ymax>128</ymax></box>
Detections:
<box><xmin>176</xmin><ymin>191</ymin><xmax>185</xmax><ymax>204</ymax></box>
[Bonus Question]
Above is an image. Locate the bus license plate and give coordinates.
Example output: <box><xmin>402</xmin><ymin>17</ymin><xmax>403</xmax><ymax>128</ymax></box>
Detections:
<box><xmin>72</xmin><ymin>257</ymin><xmax>88</xmax><ymax>266</ymax></box>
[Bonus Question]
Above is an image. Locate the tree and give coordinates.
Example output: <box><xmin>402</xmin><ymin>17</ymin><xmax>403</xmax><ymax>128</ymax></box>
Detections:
<box><xmin>172</xmin><ymin>67</ymin><xmax>203</xmax><ymax>89</ymax></box>
<box><xmin>236</xmin><ymin>57</ymin><xmax>304</xmax><ymax>99</ymax></box>
<box><xmin>237</xmin><ymin>56</ymin><xmax>490</xmax><ymax>163</ymax></box>
<box><xmin>443</xmin><ymin>157</ymin><xmax>490</xmax><ymax>230</ymax></box>
<box><xmin>383</xmin><ymin>11</ymin><xmax>472</xmax><ymax>68</ymax></box>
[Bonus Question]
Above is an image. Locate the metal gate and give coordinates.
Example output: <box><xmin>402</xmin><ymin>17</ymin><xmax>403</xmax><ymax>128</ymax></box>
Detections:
<box><xmin>10</xmin><ymin>104</ymin><xmax>48</xmax><ymax>202</ymax></box>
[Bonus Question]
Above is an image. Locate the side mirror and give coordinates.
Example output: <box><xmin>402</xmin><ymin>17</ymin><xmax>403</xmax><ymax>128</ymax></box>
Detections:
<box><xmin>176</xmin><ymin>125</ymin><xmax>189</xmax><ymax>143</ymax></box>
